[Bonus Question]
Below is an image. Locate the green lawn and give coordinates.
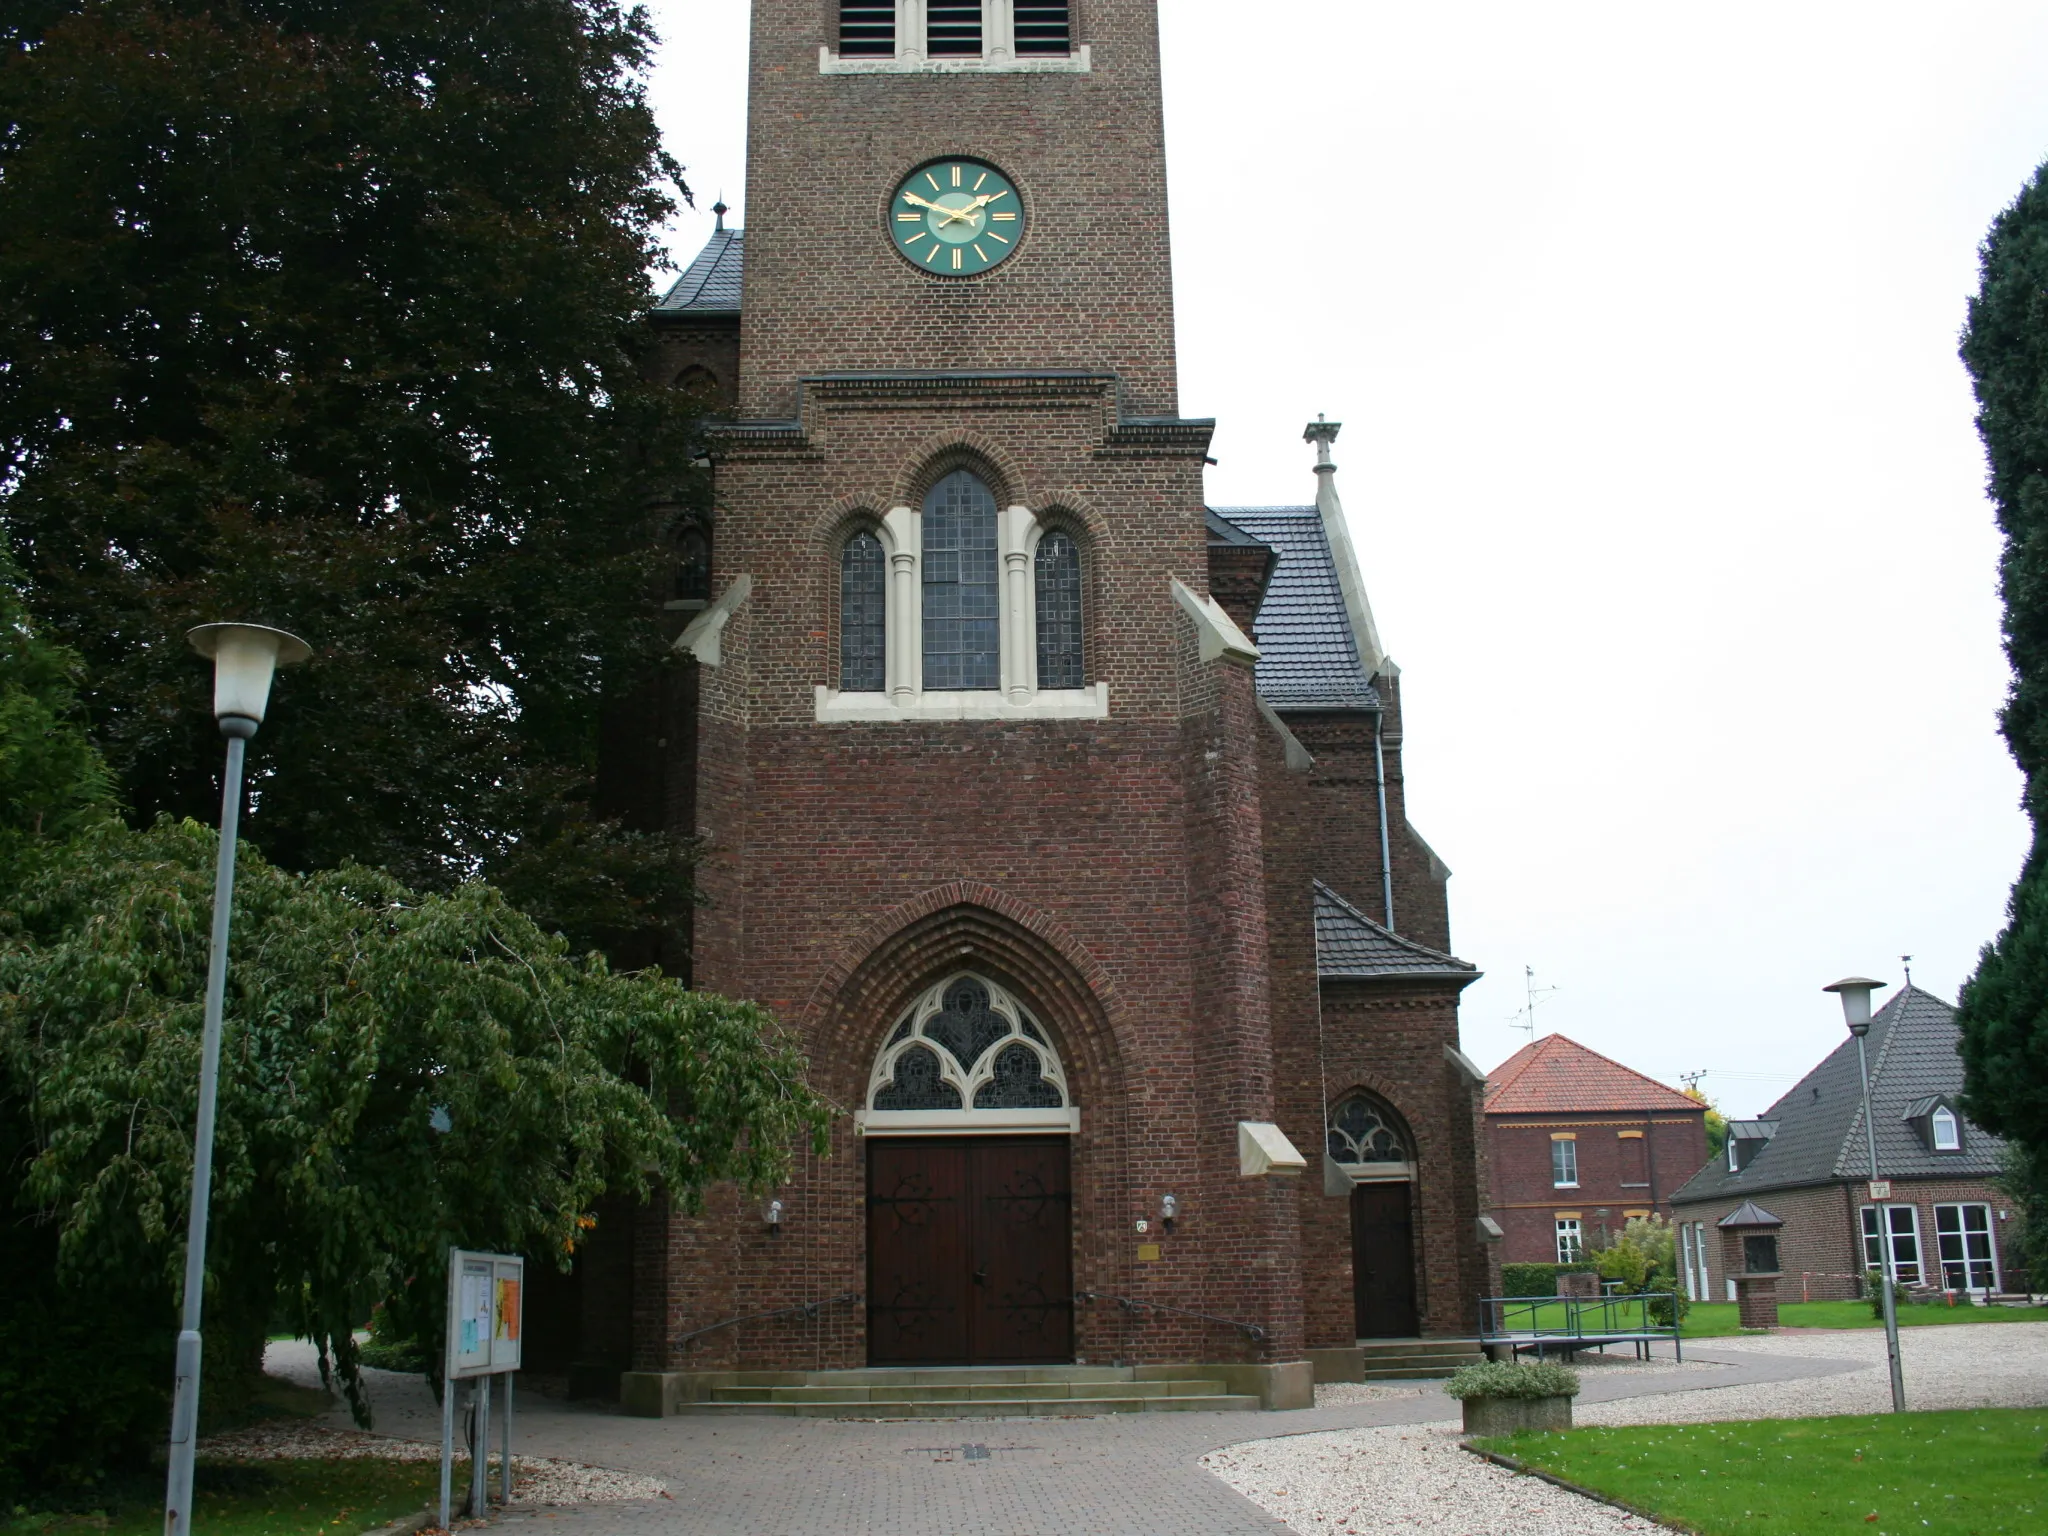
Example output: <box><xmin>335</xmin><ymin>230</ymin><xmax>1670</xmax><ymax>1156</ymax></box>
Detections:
<box><xmin>1497</xmin><ymin>1297</ymin><xmax>2048</xmax><ymax>1340</ymax></box>
<box><xmin>5</xmin><ymin>1459</ymin><xmax>438</xmax><ymax>1536</ymax></box>
<box><xmin>1683</xmin><ymin>1301</ymin><xmax>2048</xmax><ymax>1337</ymax></box>
<box><xmin>1477</xmin><ymin>1409</ymin><xmax>2048</xmax><ymax>1535</ymax></box>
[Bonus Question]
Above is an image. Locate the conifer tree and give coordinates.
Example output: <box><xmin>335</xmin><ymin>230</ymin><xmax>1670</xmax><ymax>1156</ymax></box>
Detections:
<box><xmin>1958</xmin><ymin>160</ymin><xmax>2048</xmax><ymax>1174</ymax></box>
<box><xmin>0</xmin><ymin>0</ymin><xmax>703</xmax><ymax>954</ymax></box>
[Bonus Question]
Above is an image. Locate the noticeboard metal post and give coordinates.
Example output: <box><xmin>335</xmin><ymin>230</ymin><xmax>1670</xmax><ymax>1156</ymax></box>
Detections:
<box><xmin>439</xmin><ymin>1250</ymin><xmax>524</xmax><ymax>1529</ymax></box>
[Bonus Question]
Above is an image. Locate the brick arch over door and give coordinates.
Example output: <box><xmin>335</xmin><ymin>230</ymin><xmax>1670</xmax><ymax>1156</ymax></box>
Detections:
<box><xmin>801</xmin><ymin>883</ymin><xmax>1135</xmax><ymax>1358</ymax></box>
<box><xmin>800</xmin><ymin>881</ymin><xmax>1130</xmax><ymax>1109</ymax></box>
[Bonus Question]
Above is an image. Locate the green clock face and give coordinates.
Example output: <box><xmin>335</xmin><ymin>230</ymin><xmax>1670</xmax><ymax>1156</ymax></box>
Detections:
<box><xmin>889</xmin><ymin>159</ymin><xmax>1024</xmax><ymax>276</ymax></box>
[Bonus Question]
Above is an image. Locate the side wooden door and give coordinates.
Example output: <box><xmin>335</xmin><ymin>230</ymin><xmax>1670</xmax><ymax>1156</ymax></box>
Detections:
<box><xmin>866</xmin><ymin>1140</ymin><xmax>970</xmax><ymax>1364</ymax></box>
<box><xmin>967</xmin><ymin>1138</ymin><xmax>1074</xmax><ymax>1364</ymax></box>
<box><xmin>1351</xmin><ymin>1180</ymin><xmax>1420</xmax><ymax>1338</ymax></box>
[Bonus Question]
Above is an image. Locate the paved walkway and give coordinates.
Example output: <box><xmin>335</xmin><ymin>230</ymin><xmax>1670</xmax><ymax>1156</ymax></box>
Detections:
<box><xmin>270</xmin><ymin>1344</ymin><xmax>1859</xmax><ymax>1536</ymax></box>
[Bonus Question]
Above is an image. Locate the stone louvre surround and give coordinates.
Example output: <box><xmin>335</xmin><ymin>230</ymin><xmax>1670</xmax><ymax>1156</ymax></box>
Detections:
<box><xmin>604</xmin><ymin>0</ymin><xmax>1491</xmax><ymax>1388</ymax></box>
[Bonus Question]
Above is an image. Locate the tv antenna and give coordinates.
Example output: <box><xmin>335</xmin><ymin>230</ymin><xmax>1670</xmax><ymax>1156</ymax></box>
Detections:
<box><xmin>1507</xmin><ymin>964</ymin><xmax>1560</xmax><ymax>1042</ymax></box>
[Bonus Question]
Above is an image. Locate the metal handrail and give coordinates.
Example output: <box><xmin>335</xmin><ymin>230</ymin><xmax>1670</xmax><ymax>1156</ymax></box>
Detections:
<box><xmin>673</xmin><ymin>1291</ymin><xmax>863</xmax><ymax>1352</ymax></box>
<box><xmin>1478</xmin><ymin>1290</ymin><xmax>1683</xmax><ymax>1362</ymax></box>
<box><xmin>1074</xmin><ymin>1289</ymin><xmax>1269</xmax><ymax>1343</ymax></box>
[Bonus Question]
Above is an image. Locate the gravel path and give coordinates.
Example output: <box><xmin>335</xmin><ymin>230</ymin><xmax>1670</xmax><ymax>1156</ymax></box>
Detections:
<box><xmin>1205</xmin><ymin>1323</ymin><xmax>2048</xmax><ymax>1536</ymax></box>
<box><xmin>210</xmin><ymin>1359</ymin><xmax>669</xmax><ymax>1507</ymax></box>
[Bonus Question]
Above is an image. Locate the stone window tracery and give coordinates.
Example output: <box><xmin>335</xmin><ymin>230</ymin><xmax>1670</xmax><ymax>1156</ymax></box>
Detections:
<box><xmin>1327</xmin><ymin>1092</ymin><xmax>1411</xmax><ymax>1167</ymax></box>
<box><xmin>865</xmin><ymin>974</ymin><xmax>1070</xmax><ymax>1121</ymax></box>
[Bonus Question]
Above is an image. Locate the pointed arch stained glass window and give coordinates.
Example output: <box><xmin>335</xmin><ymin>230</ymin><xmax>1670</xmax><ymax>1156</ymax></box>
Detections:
<box><xmin>841</xmin><ymin>530</ymin><xmax>887</xmax><ymax>691</ymax></box>
<box><xmin>1327</xmin><ymin>1093</ymin><xmax>1410</xmax><ymax>1165</ymax></box>
<box><xmin>1033</xmin><ymin>530</ymin><xmax>1083</xmax><ymax>688</ymax></box>
<box><xmin>922</xmin><ymin>471</ymin><xmax>1000</xmax><ymax>690</ymax></box>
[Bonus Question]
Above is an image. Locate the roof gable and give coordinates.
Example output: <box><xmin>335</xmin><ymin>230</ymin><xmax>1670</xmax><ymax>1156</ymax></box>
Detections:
<box><xmin>1484</xmin><ymin>1033</ymin><xmax>1701</xmax><ymax>1115</ymax></box>
<box><xmin>655</xmin><ymin>228</ymin><xmax>743</xmax><ymax>315</ymax></box>
<box><xmin>1313</xmin><ymin>881</ymin><xmax>1476</xmax><ymax>980</ymax></box>
<box><xmin>1209</xmin><ymin>507</ymin><xmax>1379</xmax><ymax>710</ymax></box>
<box><xmin>1670</xmin><ymin>986</ymin><xmax>2003</xmax><ymax>1204</ymax></box>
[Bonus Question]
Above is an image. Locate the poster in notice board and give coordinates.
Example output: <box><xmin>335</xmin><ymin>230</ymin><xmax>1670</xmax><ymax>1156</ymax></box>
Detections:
<box><xmin>446</xmin><ymin>1250</ymin><xmax>523</xmax><ymax>1378</ymax></box>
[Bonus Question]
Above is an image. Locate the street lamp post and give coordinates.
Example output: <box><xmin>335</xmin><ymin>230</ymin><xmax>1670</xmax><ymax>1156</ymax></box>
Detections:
<box><xmin>1824</xmin><ymin>975</ymin><xmax>1906</xmax><ymax>1413</ymax></box>
<box><xmin>164</xmin><ymin>624</ymin><xmax>310</xmax><ymax>1536</ymax></box>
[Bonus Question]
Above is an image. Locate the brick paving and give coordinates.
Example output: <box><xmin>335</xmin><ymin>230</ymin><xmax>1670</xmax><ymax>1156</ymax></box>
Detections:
<box><xmin>272</xmin><ymin>1344</ymin><xmax>1857</xmax><ymax>1535</ymax></box>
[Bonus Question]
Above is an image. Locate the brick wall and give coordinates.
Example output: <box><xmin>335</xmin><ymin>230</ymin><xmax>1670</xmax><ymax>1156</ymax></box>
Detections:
<box><xmin>1672</xmin><ymin>1176</ymin><xmax>2017</xmax><ymax>1303</ymax></box>
<box><xmin>738</xmin><ymin>0</ymin><xmax>1180</xmax><ymax>421</ymax></box>
<box><xmin>608</xmin><ymin>0</ymin><xmax>1484</xmax><ymax>1373</ymax></box>
<box><xmin>1488</xmin><ymin>1111</ymin><xmax>1708</xmax><ymax>1265</ymax></box>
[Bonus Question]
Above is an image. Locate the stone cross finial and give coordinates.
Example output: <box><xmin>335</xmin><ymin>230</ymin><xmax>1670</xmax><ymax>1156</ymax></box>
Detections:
<box><xmin>1303</xmin><ymin>415</ymin><xmax>1341</xmax><ymax>470</ymax></box>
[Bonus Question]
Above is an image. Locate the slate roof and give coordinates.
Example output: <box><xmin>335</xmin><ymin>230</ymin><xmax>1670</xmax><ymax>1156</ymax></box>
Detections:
<box><xmin>1670</xmin><ymin>986</ymin><xmax>2003</xmax><ymax>1205</ymax></box>
<box><xmin>1719</xmin><ymin>1200</ymin><xmax>1784</xmax><ymax>1228</ymax></box>
<box><xmin>654</xmin><ymin>229</ymin><xmax>744</xmax><ymax>315</ymax></box>
<box><xmin>1314</xmin><ymin>881</ymin><xmax>1477</xmax><ymax>980</ymax></box>
<box><xmin>1485</xmin><ymin>1034</ymin><xmax>1703</xmax><ymax>1116</ymax></box>
<box><xmin>1210</xmin><ymin>507</ymin><xmax>1380</xmax><ymax>710</ymax></box>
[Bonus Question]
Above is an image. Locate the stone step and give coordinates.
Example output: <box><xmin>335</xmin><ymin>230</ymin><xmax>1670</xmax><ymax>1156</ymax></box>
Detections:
<box><xmin>676</xmin><ymin>1393</ymin><xmax>1263</xmax><ymax>1419</ymax></box>
<box><xmin>1353</xmin><ymin>1339</ymin><xmax>1486</xmax><ymax>1360</ymax></box>
<box><xmin>713</xmin><ymin>1378</ymin><xmax>1230</xmax><ymax>1405</ymax></box>
<box><xmin>1358</xmin><ymin>1364</ymin><xmax>1468</xmax><ymax>1381</ymax></box>
<box><xmin>735</xmin><ymin>1365</ymin><xmax>1134</xmax><ymax>1386</ymax></box>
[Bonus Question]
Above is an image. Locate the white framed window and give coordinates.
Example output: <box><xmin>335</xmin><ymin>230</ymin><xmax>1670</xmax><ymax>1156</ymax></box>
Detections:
<box><xmin>1551</xmin><ymin>1135</ymin><xmax>1579</xmax><ymax>1188</ymax></box>
<box><xmin>820</xmin><ymin>474</ymin><xmax>1108</xmax><ymax>722</ymax></box>
<box><xmin>1861</xmin><ymin>1203</ymin><xmax>1923</xmax><ymax>1287</ymax></box>
<box><xmin>1555</xmin><ymin>1218</ymin><xmax>1584</xmax><ymax>1264</ymax></box>
<box><xmin>1931</xmin><ymin>1106</ymin><xmax>1961</xmax><ymax>1151</ymax></box>
<box><xmin>1681</xmin><ymin>1220</ymin><xmax>1712</xmax><ymax>1302</ymax></box>
<box><xmin>1934</xmin><ymin>1203</ymin><xmax>1998</xmax><ymax>1292</ymax></box>
<box><xmin>823</xmin><ymin>0</ymin><xmax>1091</xmax><ymax>73</ymax></box>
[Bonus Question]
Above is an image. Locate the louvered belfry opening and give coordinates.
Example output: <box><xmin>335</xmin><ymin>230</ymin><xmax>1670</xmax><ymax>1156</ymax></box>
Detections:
<box><xmin>1013</xmin><ymin>2</ymin><xmax>1070</xmax><ymax>55</ymax></box>
<box><xmin>927</xmin><ymin>1</ymin><xmax>983</xmax><ymax>56</ymax></box>
<box><xmin>839</xmin><ymin>2</ymin><xmax>895</xmax><ymax>56</ymax></box>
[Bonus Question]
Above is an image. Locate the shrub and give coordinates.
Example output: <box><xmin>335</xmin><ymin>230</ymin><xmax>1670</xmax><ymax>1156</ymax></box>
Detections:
<box><xmin>1501</xmin><ymin>1262</ymin><xmax>1596</xmax><ymax>1298</ymax></box>
<box><xmin>1443</xmin><ymin>1361</ymin><xmax>1581</xmax><ymax>1401</ymax></box>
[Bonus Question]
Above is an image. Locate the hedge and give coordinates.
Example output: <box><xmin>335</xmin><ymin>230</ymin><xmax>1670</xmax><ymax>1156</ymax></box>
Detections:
<box><xmin>1501</xmin><ymin>1262</ymin><xmax>1597</xmax><ymax>1298</ymax></box>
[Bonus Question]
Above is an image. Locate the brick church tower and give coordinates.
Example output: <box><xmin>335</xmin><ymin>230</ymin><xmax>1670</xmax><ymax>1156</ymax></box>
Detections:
<box><xmin>609</xmin><ymin>0</ymin><xmax>1497</xmax><ymax>1409</ymax></box>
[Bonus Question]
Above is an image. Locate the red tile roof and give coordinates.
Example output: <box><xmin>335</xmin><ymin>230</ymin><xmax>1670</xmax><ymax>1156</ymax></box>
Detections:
<box><xmin>1485</xmin><ymin>1033</ymin><xmax>1702</xmax><ymax>1115</ymax></box>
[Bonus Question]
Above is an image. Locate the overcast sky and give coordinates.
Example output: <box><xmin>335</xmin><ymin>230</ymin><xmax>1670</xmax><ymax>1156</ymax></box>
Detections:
<box><xmin>640</xmin><ymin>2</ymin><xmax>2048</xmax><ymax>1119</ymax></box>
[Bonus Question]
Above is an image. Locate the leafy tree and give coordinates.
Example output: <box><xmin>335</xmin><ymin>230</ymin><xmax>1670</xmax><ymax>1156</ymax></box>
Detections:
<box><xmin>1684</xmin><ymin>1085</ymin><xmax>1729</xmax><ymax>1162</ymax></box>
<box><xmin>0</xmin><ymin>818</ymin><xmax>827</xmax><ymax>1492</ymax></box>
<box><xmin>0</xmin><ymin>547</ymin><xmax>115</xmax><ymax>885</ymax></box>
<box><xmin>1959</xmin><ymin>159</ymin><xmax>2048</xmax><ymax>1161</ymax></box>
<box><xmin>1590</xmin><ymin>1214</ymin><xmax>1688</xmax><ymax>1324</ymax></box>
<box><xmin>0</xmin><ymin>0</ymin><xmax>704</xmax><ymax>956</ymax></box>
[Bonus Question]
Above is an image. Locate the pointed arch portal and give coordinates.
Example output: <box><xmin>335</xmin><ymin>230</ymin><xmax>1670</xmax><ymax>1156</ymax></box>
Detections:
<box><xmin>861</xmin><ymin>973</ymin><xmax>1075</xmax><ymax>1366</ymax></box>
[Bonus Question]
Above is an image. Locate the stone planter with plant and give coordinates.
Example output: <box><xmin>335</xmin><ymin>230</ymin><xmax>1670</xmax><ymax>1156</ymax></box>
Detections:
<box><xmin>1444</xmin><ymin>1360</ymin><xmax>1582</xmax><ymax>1437</ymax></box>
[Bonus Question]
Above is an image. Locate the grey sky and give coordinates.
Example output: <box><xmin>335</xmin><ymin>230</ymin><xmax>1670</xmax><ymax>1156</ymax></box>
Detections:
<box><xmin>641</xmin><ymin>2</ymin><xmax>2048</xmax><ymax>1118</ymax></box>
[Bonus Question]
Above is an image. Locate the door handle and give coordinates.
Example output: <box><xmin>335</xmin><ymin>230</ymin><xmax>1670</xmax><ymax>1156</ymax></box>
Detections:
<box><xmin>973</xmin><ymin>1268</ymin><xmax>988</xmax><ymax>1286</ymax></box>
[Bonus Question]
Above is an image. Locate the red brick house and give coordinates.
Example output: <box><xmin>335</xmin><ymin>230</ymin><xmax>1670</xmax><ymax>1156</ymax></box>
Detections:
<box><xmin>560</xmin><ymin>0</ymin><xmax>1498</xmax><ymax>1410</ymax></box>
<box><xmin>1485</xmin><ymin>1035</ymin><xmax>1707</xmax><ymax>1267</ymax></box>
<box><xmin>1669</xmin><ymin>987</ymin><xmax>2015</xmax><ymax>1304</ymax></box>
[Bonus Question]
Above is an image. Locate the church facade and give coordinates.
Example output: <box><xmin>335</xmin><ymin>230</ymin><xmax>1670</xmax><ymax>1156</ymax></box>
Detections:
<box><xmin>606</xmin><ymin>0</ymin><xmax>1496</xmax><ymax>1403</ymax></box>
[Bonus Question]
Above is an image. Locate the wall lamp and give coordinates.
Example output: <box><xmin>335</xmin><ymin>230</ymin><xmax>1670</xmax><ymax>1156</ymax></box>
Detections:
<box><xmin>764</xmin><ymin>1199</ymin><xmax>784</xmax><ymax>1234</ymax></box>
<box><xmin>1160</xmin><ymin>1194</ymin><xmax>1178</xmax><ymax>1234</ymax></box>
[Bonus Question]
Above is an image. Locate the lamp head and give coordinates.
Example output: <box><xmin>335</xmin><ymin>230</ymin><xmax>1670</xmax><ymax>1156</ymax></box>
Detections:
<box><xmin>187</xmin><ymin>623</ymin><xmax>311</xmax><ymax>734</ymax></box>
<box><xmin>1823</xmin><ymin>976</ymin><xmax>1888</xmax><ymax>1036</ymax></box>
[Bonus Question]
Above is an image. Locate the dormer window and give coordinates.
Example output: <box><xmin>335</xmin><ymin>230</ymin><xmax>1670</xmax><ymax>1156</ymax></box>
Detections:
<box><xmin>1726</xmin><ymin>1119</ymin><xmax>1777</xmax><ymax>1173</ymax></box>
<box><xmin>824</xmin><ymin>1</ymin><xmax>1090</xmax><ymax>72</ymax></box>
<box><xmin>1904</xmin><ymin>1096</ymin><xmax>1965</xmax><ymax>1154</ymax></box>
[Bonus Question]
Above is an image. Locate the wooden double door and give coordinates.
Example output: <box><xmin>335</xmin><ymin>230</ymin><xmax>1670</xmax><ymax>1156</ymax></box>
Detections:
<box><xmin>866</xmin><ymin>1137</ymin><xmax>1073</xmax><ymax>1366</ymax></box>
<box><xmin>1351</xmin><ymin>1181</ymin><xmax>1420</xmax><ymax>1338</ymax></box>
